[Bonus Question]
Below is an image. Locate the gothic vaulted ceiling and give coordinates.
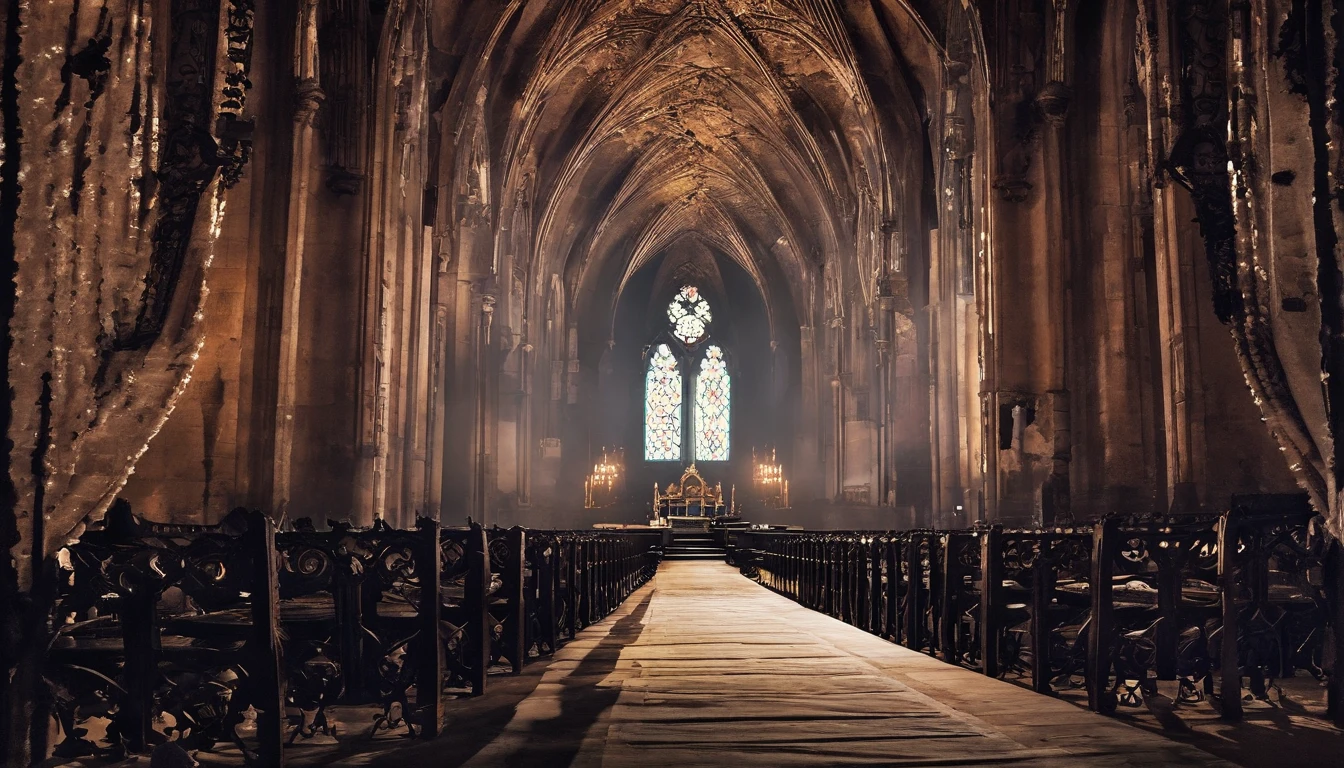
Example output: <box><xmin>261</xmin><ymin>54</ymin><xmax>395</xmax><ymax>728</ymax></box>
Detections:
<box><xmin>432</xmin><ymin>0</ymin><xmax>964</xmax><ymax>338</ymax></box>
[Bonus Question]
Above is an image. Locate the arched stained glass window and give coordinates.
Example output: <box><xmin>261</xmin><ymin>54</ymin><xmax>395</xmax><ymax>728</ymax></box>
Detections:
<box><xmin>694</xmin><ymin>345</ymin><xmax>731</xmax><ymax>461</ymax></box>
<box><xmin>644</xmin><ymin>286</ymin><xmax>731</xmax><ymax>464</ymax></box>
<box><xmin>644</xmin><ymin>343</ymin><xmax>683</xmax><ymax>461</ymax></box>
<box><xmin>668</xmin><ymin>285</ymin><xmax>711</xmax><ymax>345</ymax></box>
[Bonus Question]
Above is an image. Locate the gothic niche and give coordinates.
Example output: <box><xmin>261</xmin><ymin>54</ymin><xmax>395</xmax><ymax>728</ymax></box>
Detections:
<box><xmin>320</xmin><ymin>0</ymin><xmax>367</xmax><ymax>195</ymax></box>
<box><xmin>992</xmin><ymin>3</ymin><xmax>1046</xmax><ymax>202</ymax></box>
<box><xmin>1167</xmin><ymin>0</ymin><xmax>1239</xmax><ymax>322</ymax></box>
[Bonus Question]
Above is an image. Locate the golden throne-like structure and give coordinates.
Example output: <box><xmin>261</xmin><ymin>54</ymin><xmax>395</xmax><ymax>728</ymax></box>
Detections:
<box><xmin>652</xmin><ymin>465</ymin><xmax>732</xmax><ymax>525</ymax></box>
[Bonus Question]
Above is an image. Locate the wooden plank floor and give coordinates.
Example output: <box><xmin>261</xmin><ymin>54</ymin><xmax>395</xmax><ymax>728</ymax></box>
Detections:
<box><xmin>442</xmin><ymin>561</ymin><xmax>1237</xmax><ymax>767</ymax></box>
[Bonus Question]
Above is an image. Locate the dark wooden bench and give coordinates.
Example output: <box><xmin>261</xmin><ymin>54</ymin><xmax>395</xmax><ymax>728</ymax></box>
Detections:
<box><xmin>736</xmin><ymin>495</ymin><xmax>1344</xmax><ymax>728</ymax></box>
<box><xmin>40</xmin><ymin>514</ymin><xmax>661</xmax><ymax>765</ymax></box>
<box><xmin>48</xmin><ymin>511</ymin><xmax>284</xmax><ymax>764</ymax></box>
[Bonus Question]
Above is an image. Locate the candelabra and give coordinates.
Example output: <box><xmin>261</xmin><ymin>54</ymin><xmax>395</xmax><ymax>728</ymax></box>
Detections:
<box><xmin>752</xmin><ymin>446</ymin><xmax>790</xmax><ymax>509</ymax></box>
<box><xmin>584</xmin><ymin>447</ymin><xmax>625</xmax><ymax>508</ymax></box>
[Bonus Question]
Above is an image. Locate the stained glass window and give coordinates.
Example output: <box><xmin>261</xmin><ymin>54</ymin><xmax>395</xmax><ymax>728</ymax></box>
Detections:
<box><xmin>644</xmin><ymin>343</ymin><xmax>683</xmax><ymax>461</ymax></box>
<box><xmin>694</xmin><ymin>345</ymin><xmax>731</xmax><ymax>461</ymax></box>
<box><xmin>668</xmin><ymin>285</ymin><xmax>712</xmax><ymax>345</ymax></box>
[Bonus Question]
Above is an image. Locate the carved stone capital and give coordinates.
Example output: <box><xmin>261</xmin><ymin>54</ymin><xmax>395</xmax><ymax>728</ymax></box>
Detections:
<box><xmin>945</xmin><ymin>116</ymin><xmax>974</xmax><ymax>161</ymax></box>
<box><xmin>993</xmin><ymin>174</ymin><xmax>1033</xmax><ymax>203</ymax></box>
<box><xmin>326</xmin><ymin>167</ymin><xmax>363</xmax><ymax>196</ymax></box>
<box><xmin>1036</xmin><ymin>81</ymin><xmax>1073</xmax><ymax>123</ymax></box>
<box><xmin>294</xmin><ymin>77</ymin><xmax>325</xmax><ymax>125</ymax></box>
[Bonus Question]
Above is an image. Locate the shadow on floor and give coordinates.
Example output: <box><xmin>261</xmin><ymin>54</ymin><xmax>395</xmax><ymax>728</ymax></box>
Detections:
<box><xmin>365</xmin><ymin>589</ymin><xmax>655</xmax><ymax>768</ymax></box>
<box><xmin>1054</xmin><ymin>680</ymin><xmax>1342</xmax><ymax>768</ymax></box>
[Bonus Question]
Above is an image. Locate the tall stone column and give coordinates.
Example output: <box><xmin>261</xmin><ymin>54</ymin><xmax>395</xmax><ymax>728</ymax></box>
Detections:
<box><xmin>1149</xmin><ymin>182</ymin><xmax>1202</xmax><ymax>511</ymax></box>
<box><xmin>831</xmin><ymin>376</ymin><xmax>843</xmax><ymax>501</ymax></box>
<box><xmin>927</xmin><ymin>291</ymin><xmax>945</xmax><ymax>524</ymax></box>
<box><xmin>876</xmin><ymin>292</ymin><xmax>895</xmax><ymax>507</ymax></box>
<box><xmin>797</xmin><ymin>325</ymin><xmax>820</xmax><ymax>499</ymax></box>
<box><xmin>272</xmin><ymin>2</ymin><xmax>324</xmax><ymax>518</ymax></box>
<box><xmin>519</xmin><ymin>343</ymin><xmax>534</xmax><ymax>505</ymax></box>
<box><xmin>1037</xmin><ymin>79</ymin><xmax>1072</xmax><ymax>523</ymax></box>
<box><xmin>831</xmin><ymin>314</ymin><xmax>846</xmax><ymax>502</ymax></box>
<box><xmin>475</xmin><ymin>294</ymin><xmax>496</xmax><ymax>524</ymax></box>
<box><xmin>428</xmin><ymin>299</ymin><xmax>450</xmax><ymax>518</ymax></box>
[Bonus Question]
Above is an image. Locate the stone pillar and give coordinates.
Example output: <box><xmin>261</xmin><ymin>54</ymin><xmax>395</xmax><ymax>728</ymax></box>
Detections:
<box><xmin>927</xmin><ymin>296</ymin><xmax>944</xmax><ymax>524</ymax></box>
<box><xmin>475</xmin><ymin>294</ymin><xmax>496</xmax><ymax>524</ymax></box>
<box><xmin>519</xmin><ymin>343</ymin><xmax>534</xmax><ymax>505</ymax></box>
<box><xmin>428</xmin><ymin>300</ymin><xmax>449</xmax><ymax>518</ymax></box>
<box><xmin>876</xmin><ymin>292</ymin><xmax>895</xmax><ymax>507</ymax></box>
<box><xmin>830</xmin><ymin>309</ymin><xmax>847</xmax><ymax>502</ymax></box>
<box><xmin>797</xmin><ymin>325</ymin><xmax>821</xmax><ymax>499</ymax></box>
<box><xmin>272</xmin><ymin>2</ymin><xmax>324</xmax><ymax>518</ymax></box>
<box><xmin>831</xmin><ymin>376</ymin><xmax>843</xmax><ymax>501</ymax></box>
<box><xmin>1150</xmin><ymin>157</ymin><xmax>1203</xmax><ymax>513</ymax></box>
<box><xmin>1037</xmin><ymin>80</ymin><xmax>1072</xmax><ymax>523</ymax></box>
<box><xmin>403</xmin><ymin>225</ymin><xmax>435</xmax><ymax>524</ymax></box>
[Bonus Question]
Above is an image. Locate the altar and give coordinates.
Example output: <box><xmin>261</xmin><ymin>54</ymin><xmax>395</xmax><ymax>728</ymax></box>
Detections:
<box><xmin>651</xmin><ymin>465</ymin><xmax>735</xmax><ymax>526</ymax></box>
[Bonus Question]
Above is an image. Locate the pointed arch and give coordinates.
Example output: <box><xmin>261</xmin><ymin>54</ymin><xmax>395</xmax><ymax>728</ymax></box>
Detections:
<box><xmin>694</xmin><ymin>344</ymin><xmax>731</xmax><ymax>462</ymax></box>
<box><xmin>644</xmin><ymin>343</ymin><xmax>683</xmax><ymax>461</ymax></box>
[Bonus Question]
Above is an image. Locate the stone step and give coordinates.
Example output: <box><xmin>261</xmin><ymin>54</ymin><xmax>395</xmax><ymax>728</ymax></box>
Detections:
<box><xmin>664</xmin><ymin>542</ymin><xmax>727</xmax><ymax>561</ymax></box>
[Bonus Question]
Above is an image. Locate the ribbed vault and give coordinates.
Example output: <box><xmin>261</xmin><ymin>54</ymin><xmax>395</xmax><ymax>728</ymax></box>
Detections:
<box><xmin>437</xmin><ymin>0</ymin><xmax>948</xmax><ymax>332</ymax></box>
<box><xmin>427</xmin><ymin>0</ymin><xmax>986</xmax><ymax>513</ymax></box>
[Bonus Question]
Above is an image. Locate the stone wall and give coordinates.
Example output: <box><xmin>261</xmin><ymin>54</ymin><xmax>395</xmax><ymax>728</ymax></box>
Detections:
<box><xmin>7</xmin><ymin>0</ymin><xmax>1341</xmax><ymax>583</ymax></box>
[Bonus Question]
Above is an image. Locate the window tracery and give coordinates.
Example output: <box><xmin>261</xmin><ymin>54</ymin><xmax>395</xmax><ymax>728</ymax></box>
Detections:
<box><xmin>644</xmin><ymin>286</ymin><xmax>730</xmax><ymax>463</ymax></box>
<box><xmin>644</xmin><ymin>343</ymin><xmax>683</xmax><ymax>461</ymax></box>
<box><xmin>668</xmin><ymin>285</ymin><xmax>712</xmax><ymax>345</ymax></box>
<box><xmin>694</xmin><ymin>345</ymin><xmax>731</xmax><ymax>461</ymax></box>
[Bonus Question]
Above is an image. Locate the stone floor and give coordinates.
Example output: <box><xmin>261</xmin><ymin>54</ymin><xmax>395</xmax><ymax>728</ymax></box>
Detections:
<box><xmin>355</xmin><ymin>560</ymin><xmax>1239</xmax><ymax>767</ymax></box>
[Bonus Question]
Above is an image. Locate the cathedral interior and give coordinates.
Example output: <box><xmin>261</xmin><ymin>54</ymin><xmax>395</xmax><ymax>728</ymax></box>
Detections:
<box><xmin>3</xmin><ymin>0</ymin><xmax>1344</xmax><ymax>766</ymax></box>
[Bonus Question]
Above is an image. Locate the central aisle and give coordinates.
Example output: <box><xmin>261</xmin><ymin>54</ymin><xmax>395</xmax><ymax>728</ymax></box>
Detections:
<box><xmin>455</xmin><ymin>561</ymin><xmax>1233</xmax><ymax>767</ymax></box>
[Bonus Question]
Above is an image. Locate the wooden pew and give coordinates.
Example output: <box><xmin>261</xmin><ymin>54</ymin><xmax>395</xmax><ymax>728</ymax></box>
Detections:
<box><xmin>48</xmin><ymin>511</ymin><xmax>285</xmax><ymax>764</ymax></box>
<box><xmin>39</xmin><ymin>518</ymin><xmax>675</xmax><ymax>764</ymax></box>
